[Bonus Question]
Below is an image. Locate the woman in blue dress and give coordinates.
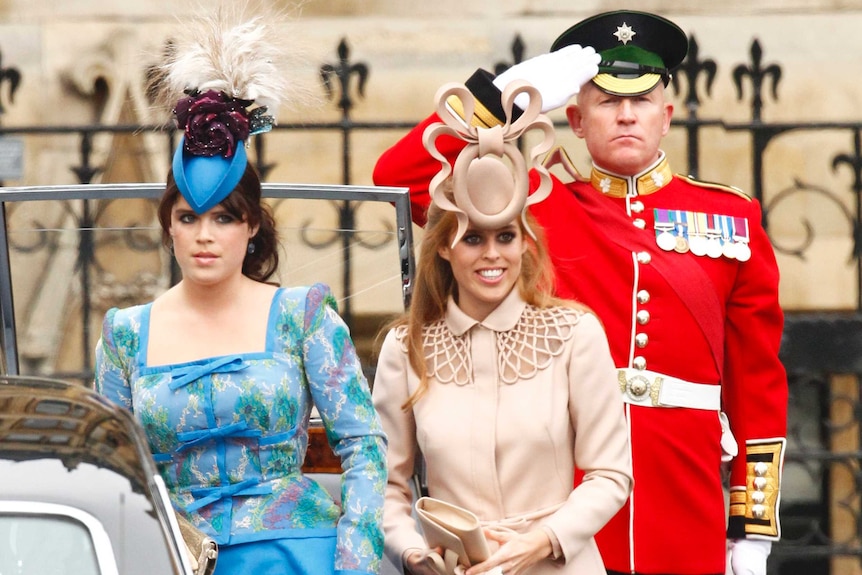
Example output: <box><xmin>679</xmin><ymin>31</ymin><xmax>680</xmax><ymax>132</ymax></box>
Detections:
<box><xmin>94</xmin><ymin>10</ymin><xmax>387</xmax><ymax>575</ymax></box>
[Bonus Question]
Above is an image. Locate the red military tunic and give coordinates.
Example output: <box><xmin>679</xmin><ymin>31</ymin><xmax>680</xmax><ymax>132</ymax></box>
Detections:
<box><xmin>374</xmin><ymin>111</ymin><xmax>787</xmax><ymax>575</ymax></box>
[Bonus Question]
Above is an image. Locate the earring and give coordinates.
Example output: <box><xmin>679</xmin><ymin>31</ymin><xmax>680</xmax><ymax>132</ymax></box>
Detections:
<box><xmin>247</xmin><ymin>241</ymin><xmax>256</xmax><ymax>254</ymax></box>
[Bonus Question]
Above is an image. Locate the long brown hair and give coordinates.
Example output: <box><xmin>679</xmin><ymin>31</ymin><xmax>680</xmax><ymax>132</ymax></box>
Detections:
<box><xmin>395</xmin><ymin>199</ymin><xmax>570</xmax><ymax>409</ymax></box>
<box><xmin>158</xmin><ymin>163</ymin><xmax>280</xmax><ymax>282</ymax></box>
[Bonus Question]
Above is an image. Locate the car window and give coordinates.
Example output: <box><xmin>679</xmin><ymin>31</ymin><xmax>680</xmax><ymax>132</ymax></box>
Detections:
<box><xmin>0</xmin><ymin>183</ymin><xmax>415</xmax><ymax>379</ymax></box>
<box><xmin>0</xmin><ymin>504</ymin><xmax>112</xmax><ymax>575</ymax></box>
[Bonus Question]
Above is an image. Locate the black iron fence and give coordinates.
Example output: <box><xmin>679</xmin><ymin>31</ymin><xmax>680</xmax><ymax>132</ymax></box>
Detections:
<box><xmin>0</xmin><ymin>34</ymin><xmax>858</xmax><ymax>574</ymax></box>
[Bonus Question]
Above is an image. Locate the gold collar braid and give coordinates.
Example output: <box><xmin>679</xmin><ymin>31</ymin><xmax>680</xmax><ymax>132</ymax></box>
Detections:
<box><xmin>590</xmin><ymin>155</ymin><xmax>673</xmax><ymax>198</ymax></box>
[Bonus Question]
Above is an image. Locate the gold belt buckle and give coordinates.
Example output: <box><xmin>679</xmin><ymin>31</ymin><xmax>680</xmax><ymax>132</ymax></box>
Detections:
<box><xmin>618</xmin><ymin>371</ymin><xmax>664</xmax><ymax>406</ymax></box>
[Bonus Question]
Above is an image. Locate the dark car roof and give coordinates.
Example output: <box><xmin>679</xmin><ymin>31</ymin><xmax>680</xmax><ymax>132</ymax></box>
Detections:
<box><xmin>0</xmin><ymin>376</ymin><xmax>189</xmax><ymax>575</ymax></box>
<box><xmin>0</xmin><ymin>376</ymin><xmax>152</xmax><ymax>483</ymax></box>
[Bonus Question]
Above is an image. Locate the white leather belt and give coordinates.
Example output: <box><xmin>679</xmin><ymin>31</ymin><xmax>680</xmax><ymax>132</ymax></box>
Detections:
<box><xmin>617</xmin><ymin>368</ymin><xmax>721</xmax><ymax>410</ymax></box>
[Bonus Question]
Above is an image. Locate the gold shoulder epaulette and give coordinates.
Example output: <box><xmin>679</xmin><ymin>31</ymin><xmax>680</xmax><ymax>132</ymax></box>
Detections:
<box><xmin>675</xmin><ymin>173</ymin><xmax>751</xmax><ymax>201</ymax></box>
<box><xmin>543</xmin><ymin>146</ymin><xmax>589</xmax><ymax>182</ymax></box>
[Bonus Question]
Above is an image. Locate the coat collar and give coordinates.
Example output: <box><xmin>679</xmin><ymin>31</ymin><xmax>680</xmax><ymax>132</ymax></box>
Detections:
<box><xmin>590</xmin><ymin>152</ymin><xmax>672</xmax><ymax>198</ymax></box>
<box><xmin>444</xmin><ymin>288</ymin><xmax>527</xmax><ymax>336</ymax></box>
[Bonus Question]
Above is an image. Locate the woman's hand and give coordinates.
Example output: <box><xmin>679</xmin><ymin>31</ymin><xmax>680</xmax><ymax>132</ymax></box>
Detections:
<box><xmin>464</xmin><ymin>529</ymin><xmax>553</xmax><ymax>575</ymax></box>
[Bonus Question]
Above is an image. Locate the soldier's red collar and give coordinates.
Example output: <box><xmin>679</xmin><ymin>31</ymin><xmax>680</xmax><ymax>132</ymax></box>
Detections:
<box><xmin>590</xmin><ymin>154</ymin><xmax>673</xmax><ymax>198</ymax></box>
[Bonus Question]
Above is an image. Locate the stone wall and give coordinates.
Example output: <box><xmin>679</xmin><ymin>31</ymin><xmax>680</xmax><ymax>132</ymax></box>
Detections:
<box><xmin>0</xmin><ymin>0</ymin><xmax>860</xmax><ymax>371</ymax></box>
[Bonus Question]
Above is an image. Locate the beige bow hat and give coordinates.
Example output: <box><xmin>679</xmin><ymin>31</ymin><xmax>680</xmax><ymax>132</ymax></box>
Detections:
<box><xmin>423</xmin><ymin>80</ymin><xmax>556</xmax><ymax>247</ymax></box>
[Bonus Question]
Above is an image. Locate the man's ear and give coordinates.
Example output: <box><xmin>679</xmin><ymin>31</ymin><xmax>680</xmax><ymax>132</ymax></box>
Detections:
<box><xmin>661</xmin><ymin>101</ymin><xmax>674</xmax><ymax>137</ymax></box>
<box><xmin>566</xmin><ymin>105</ymin><xmax>585</xmax><ymax>139</ymax></box>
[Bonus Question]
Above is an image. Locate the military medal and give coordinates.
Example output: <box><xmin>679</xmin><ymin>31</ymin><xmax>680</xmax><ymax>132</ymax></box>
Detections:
<box><xmin>688</xmin><ymin>211</ymin><xmax>708</xmax><ymax>256</ymax></box>
<box><xmin>717</xmin><ymin>215</ymin><xmax>735</xmax><ymax>259</ymax></box>
<box><xmin>654</xmin><ymin>209</ymin><xmax>676</xmax><ymax>251</ymax></box>
<box><xmin>672</xmin><ymin>211</ymin><xmax>689</xmax><ymax>253</ymax></box>
<box><xmin>657</xmin><ymin>227</ymin><xmax>676</xmax><ymax>250</ymax></box>
<box><xmin>688</xmin><ymin>235</ymin><xmax>707</xmax><ymax>256</ymax></box>
<box><xmin>733</xmin><ymin>216</ymin><xmax>751</xmax><ymax>262</ymax></box>
<box><xmin>705</xmin><ymin>214</ymin><xmax>723</xmax><ymax>258</ymax></box>
<box><xmin>706</xmin><ymin>239</ymin><xmax>722</xmax><ymax>258</ymax></box>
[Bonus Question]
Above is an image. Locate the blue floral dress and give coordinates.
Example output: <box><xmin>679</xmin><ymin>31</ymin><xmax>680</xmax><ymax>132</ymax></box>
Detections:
<box><xmin>95</xmin><ymin>283</ymin><xmax>387</xmax><ymax>575</ymax></box>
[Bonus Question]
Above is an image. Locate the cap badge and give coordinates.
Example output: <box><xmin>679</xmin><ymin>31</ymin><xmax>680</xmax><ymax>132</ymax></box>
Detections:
<box><xmin>613</xmin><ymin>23</ymin><xmax>636</xmax><ymax>44</ymax></box>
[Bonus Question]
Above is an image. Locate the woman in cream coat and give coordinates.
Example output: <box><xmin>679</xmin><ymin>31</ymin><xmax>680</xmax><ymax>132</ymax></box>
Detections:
<box><xmin>372</xmin><ymin>81</ymin><xmax>633</xmax><ymax>575</ymax></box>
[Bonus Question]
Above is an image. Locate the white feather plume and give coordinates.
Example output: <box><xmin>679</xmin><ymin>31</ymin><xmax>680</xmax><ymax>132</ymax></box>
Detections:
<box><xmin>156</xmin><ymin>2</ymin><xmax>312</xmax><ymax>123</ymax></box>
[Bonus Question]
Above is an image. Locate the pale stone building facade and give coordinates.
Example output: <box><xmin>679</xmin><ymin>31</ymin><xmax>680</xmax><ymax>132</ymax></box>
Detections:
<box><xmin>0</xmin><ymin>0</ymin><xmax>859</xmax><ymax>358</ymax></box>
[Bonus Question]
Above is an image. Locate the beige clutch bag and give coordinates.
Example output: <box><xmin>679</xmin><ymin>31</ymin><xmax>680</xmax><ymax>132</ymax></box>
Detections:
<box><xmin>415</xmin><ymin>496</ymin><xmax>490</xmax><ymax>568</ymax></box>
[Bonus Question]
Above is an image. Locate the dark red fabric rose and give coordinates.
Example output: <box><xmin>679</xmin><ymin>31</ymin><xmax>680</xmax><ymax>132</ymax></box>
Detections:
<box><xmin>173</xmin><ymin>90</ymin><xmax>252</xmax><ymax>158</ymax></box>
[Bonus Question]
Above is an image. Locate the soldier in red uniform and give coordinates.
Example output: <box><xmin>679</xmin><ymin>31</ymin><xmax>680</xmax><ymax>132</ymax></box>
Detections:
<box><xmin>373</xmin><ymin>10</ymin><xmax>787</xmax><ymax>575</ymax></box>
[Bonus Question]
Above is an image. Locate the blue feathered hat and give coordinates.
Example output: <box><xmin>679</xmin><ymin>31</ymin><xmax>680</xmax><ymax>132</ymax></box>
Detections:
<box><xmin>161</xmin><ymin>8</ymin><xmax>284</xmax><ymax>214</ymax></box>
<box><xmin>171</xmin><ymin>90</ymin><xmax>269</xmax><ymax>213</ymax></box>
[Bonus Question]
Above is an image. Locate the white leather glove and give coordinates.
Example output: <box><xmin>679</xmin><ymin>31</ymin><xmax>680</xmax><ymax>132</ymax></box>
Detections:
<box><xmin>729</xmin><ymin>539</ymin><xmax>771</xmax><ymax>575</ymax></box>
<box><xmin>492</xmin><ymin>44</ymin><xmax>600</xmax><ymax>113</ymax></box>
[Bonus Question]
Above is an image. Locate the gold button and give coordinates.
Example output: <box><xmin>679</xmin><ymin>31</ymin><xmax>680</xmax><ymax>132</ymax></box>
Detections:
<box><xmin>636</xmin><ymin>310</ymin><xmax>650</xmax><ymax>325</ymax></box>
<box><xmin>637</xmin><ymin>251</ymin><xmax>652</xmax><ymax>264</ymax></box>
<box><xmin>637</xmin><ymin>290</ymin><xmax>650</xmax><ymax>304</ymax></box>
<box><xmin>630</xmin><ymin>200</ymin><xmax>645</xmax><ymax>213</ymax></box>
<box><xmin>635</xmin><ymin>333</ymin><xmax>649</xmax><ymax>348</ymax></box>
<box><xmin>633</xmin><ymin>356</ymin><xmax>647</xmax><ymax>370</ymax></box>
<box><xmin>754</xmin><ymin>462</ymin><xmax>769</xmax><ymax>476</ymax></box>
<box><xmin>752</xmin><ymin>504</ymin><xmax>766</xmax><ymax>519</ymax></box>
<box><xmin>633</xmin><ymin>219</ymin><xmax>646</xmax><ymax>229</ymax></box>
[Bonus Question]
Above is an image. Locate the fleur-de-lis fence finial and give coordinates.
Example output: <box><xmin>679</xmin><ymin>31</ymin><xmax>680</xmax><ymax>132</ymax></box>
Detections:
<box><xmin>494</xmin><ymin>34</ymin><xmax>526</xmax><ymax>76</ymax></box>
<box><xmin>670</xmin><ymin>35</ymin><xmax>716</xmax><ymax>116</ymax></box>
<box><xmin>0</xmin><ymin>49</ymin><xmax>21</xmax><ymax>116</ymax></box>
<box><xmin>733</xmin><ymin>39</ymin><xmax>781</xmax><ymax>122</ymax></box>
<box><xmin>320</xmin><ymin>38</ymin><xmax>368</xmax><ymax>116</ymax></box>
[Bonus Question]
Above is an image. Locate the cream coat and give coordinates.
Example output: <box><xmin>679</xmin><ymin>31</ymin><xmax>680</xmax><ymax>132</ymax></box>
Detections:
<box><xmin>372</xmin><ymin>289</ymin><xmax>632</xmax><ymax>574</ymax></box>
